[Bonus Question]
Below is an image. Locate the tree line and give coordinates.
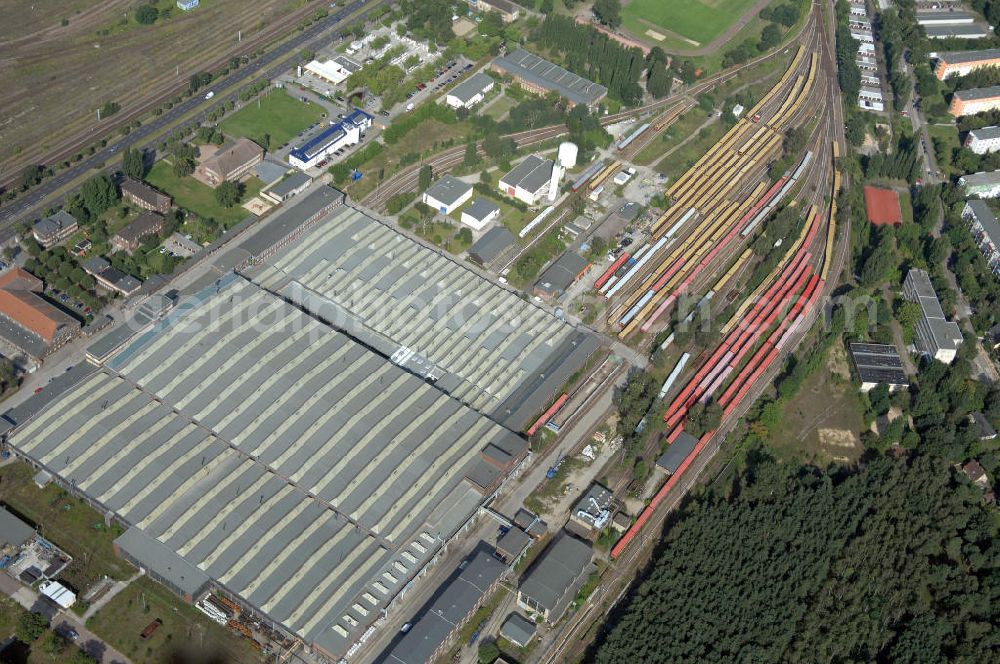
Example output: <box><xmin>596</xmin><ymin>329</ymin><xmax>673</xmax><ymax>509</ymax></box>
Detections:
<box><xmin>533</xmin><ymin>15</ymin><xmax>645</xmax><ymax>105</ymax></box>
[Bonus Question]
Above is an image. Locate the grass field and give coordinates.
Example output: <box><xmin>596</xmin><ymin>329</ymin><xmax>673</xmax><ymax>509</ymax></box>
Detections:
<box><xmin>87</xmin><ymin>576</ymin><xmax>260</xmax><ymax>664</ymax></box>
<box><xmin>771</xmin><ymin>344</ymin><xmax>866</xmax><ymax>464</ymax></box>
<box><xmin>657</xmin><ymin>119</ymin><xmax>728</xmax><ymax>181</ymax></box>
<box><xmin>484</xmin><ymin>95</ymin><xmax>517</xmax><ymax>120</ymax></box>
<box><xmin>0</xmin><ymin>462</ymin><xmax>133</xmax><ymax>591</ymax></box>
<box><xmin>220</xmin><ymin>89</ymin><xmax>327</xmax><ymax>150</ymax></box>
<box><xmin>0</xmin><ymin>0</ymin><xmax>300</xmax><ymax>168</ymax></box>
<box><xmin>622</xmin><ymin>0</ymin><xmax>762</xmax><ymax>47</ymax></box>
<box><xmin>146</xmin><ymin>161</ymin><xmax>261</xmax><ymax>229</ymax></box>
<box><xmin>927</xmin><ymin>123</ymin><xmax>962</xmax><ymax>176</ymax></box>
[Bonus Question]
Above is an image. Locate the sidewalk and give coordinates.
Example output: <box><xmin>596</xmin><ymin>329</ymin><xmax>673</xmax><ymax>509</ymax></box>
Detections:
<box><xmin>83</xmin><ymin>569</ymin><xmax>144</xmax><ymax>621</ymax></box>
<box><xmin>0</xmin><ymin>573</ymin><xmax>132</xmax><ymax>664</ymax></box>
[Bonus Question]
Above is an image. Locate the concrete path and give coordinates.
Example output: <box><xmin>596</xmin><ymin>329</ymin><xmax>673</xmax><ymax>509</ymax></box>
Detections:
<box><xmin>0</xmin><ymin>573</ymin><xmax>132</xmax><ymax>664</ymax></box>
<box><xmin>83</xmin><ymin>570</ymin><xmax>144</xmax><ymax>621</ymax></box>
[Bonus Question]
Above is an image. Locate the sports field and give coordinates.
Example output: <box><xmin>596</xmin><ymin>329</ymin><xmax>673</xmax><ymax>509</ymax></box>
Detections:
<box><xmin>622</xmin><ymin>0</ymin><xmax>763</xmax><ymax>47</ymax></box>
<box><xmin>220</xmin><ymin>89</ymin><xmax>327</xmax><ymax>150</ymax></box>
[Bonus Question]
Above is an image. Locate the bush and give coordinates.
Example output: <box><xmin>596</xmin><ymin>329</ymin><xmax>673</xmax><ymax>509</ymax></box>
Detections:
<box><xmin>16</xmin><ymin>612</ymin><xmax>49</xmax><ymax>643</ymax></box>
<box><xmin>135</xmin><ymin>5</ymin><xmax>159</xmax><ymax>25</ymax></box>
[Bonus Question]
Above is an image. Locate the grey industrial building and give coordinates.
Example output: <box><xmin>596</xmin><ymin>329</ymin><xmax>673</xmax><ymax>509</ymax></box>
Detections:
<box><xmin>468</xmin><ymin>226</ymin><xmax>515</xmax><ymax>268</ymax></box>
<box><xmin>534</xmin><ymin>252</ymin><xmax>590</xmax><ymax>298</ymax></box>
<box><xmin>379</xmin><ymin>549</ymin><xmax>507</xmax><ymax>664</ymax></box>
<box><xmin>491</xmin><ymin>49</ymin><xmax>607</xmax><ymax>108</ymax></box>
<box><xmin>246</xmin><ymin>203</ymin><xmax>600</xmax><ymax>430</ymax></box>
<box><xmin>516</xmin><ymin>532</ymin><xmax>593</xmax><ymax>623</ymax></box>
<box><xmin>8</xmin><ymin>274</ymin><xmax>528</xmax><ymax>661</ymax></box>
<box><xmin>656</xmin><ymin>431</ymin><xmax>700</xmax><ymax>474</ymax></box>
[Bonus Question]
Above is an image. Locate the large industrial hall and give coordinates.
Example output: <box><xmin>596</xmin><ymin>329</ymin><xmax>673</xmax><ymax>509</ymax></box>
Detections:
<box><xmin>246</xmin><ymin>203</ymin><xmax>599</xmax><ymax>429</ymax></box>
<box><xmin>8</xmin><ymin>275</ymin><xmax>527</xmax><ymax>661</ymax></box>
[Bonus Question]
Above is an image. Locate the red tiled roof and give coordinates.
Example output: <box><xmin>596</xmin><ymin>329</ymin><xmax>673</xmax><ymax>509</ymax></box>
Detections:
<box><xmin>0</xmin><ymin>266</ymin><xmax>79</xmax><ymax>343</ymax></box>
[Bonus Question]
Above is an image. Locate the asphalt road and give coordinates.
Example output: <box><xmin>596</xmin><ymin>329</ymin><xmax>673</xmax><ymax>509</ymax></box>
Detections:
<box><xmin>0</xmin><ymin>0</ymin><xmax>387</xmax><ymax>237</ymax></box>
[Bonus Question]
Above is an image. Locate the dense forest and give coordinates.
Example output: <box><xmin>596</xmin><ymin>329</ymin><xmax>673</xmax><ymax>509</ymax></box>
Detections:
<box><xmin>592</xmin><ymin>453</ymin><xmax>999</xmax><ymax>662</ymax></box>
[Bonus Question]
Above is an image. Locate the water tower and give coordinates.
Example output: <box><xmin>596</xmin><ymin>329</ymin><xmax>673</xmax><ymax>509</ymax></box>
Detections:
<box><xmin>548</xmin><ymin>142</ymin><xmax>579</xmax><ymax>202</ymax></box>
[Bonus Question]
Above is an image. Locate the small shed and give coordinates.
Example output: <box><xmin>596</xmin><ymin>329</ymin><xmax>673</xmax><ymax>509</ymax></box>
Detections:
<box><xmin>656</xmin><ymin>431</ymin><xmax>700</xmax><ymax>475</ymax></box>
<box><xmin>39</xmin><ymin>580</ymin><xmax>76</xmax><ymax>609</ymax></box>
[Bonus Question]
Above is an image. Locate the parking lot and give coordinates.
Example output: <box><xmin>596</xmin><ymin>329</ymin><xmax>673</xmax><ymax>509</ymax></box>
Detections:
<box><xmin>395</xmin><ymin>57</ymin><xmax>474</xmax><ymax>113</ymax></box>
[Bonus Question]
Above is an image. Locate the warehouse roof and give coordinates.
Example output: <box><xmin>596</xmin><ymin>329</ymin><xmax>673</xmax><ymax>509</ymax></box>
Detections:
<box><xmin>535</xmin><ymin>252</ymin><xmax>589</xmax><ymax>296</ymax></box>
<box><xmin>937</xmin><ymin>49</ymin><xmax>1000</xmax><ymax>64</ymax></box>
<box><xmin>10</xmin><ymin>275</ymin><xmax>524</xmax><ymax>658</ymax></box>
<box><xmin>0</xmin><ymin>267</ymin><xmax>80</xmax><ymax>344</ymax></box>
<box><xmin>247</xmin><ymin>204</ymin><xmax>600</xmax><ymax>429</ymax></box>
<box><xmin>381</xmin><ymin>550</ymin><xmax>506</xmax><ymax>664</ymax></box>
<box><xmin>518</xmin><ymin>532</ymin><xmax>592</xmax><ymax>619</ymax></box>
<box><xmin>916</xmin><ymin>10</ymin><xmax>975</xmax><ymax>22</ymax></box>
<box><xmin>656</xmin><ymin>431</ymin><xmax>699</xmax><ymax>474</ymax></box>
<box><xmin>468</xmin><ymin>226</ymin><xmax>515</xmax><ymax>265</ymax></box>
<box><xmin>0</xmin><ymin>507</ymin><xmax>35</xmax><ymax>548</ymax></box>
<box><xmin>492</xmin><ymin>49</ymin><xmax>607</xmax><ymax>106</ymax></box>
<box><xmin>267</xmin><ymin>171</ymin><xmax>312</xmax><ymax>198</ymax></box>
<box><xmin>424</xmin><ymin>175</ymin><xmax>473</xmax><ymax>207</ymax></box>
<box><xmin>849</xmin><ymin>342</ymin><xmax>909</xmax><ymax>386</ymax></box>
<box><xmin>448</xmin><ymin>72</ymin><xmax>495</xmax><ymax>104</ymax></box>
<box><xmin>496</xmin><ymin>527</ymin><xmax>531</xmax><ymax>559</ymax></box>
<box><xmin>500</xmin><ymin>155</ymin><xmax>553</xmax><ymax>195</ymax></box>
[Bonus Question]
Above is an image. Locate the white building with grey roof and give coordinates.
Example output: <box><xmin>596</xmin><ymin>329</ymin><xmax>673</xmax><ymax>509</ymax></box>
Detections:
<box><xmin>8</xmin><ymin>274</ymin><xmax>528</xmax><ymax>662</ymax></box>
<box><xmin>965</xmin><ymin>125</ymin><xmax>1000</xmax><ymax>154</ymax></box>
<box><xmin>960</xmin><ymin>170</ymin><xmax>1000</xmax><ymax>198</ymax></box>
<box><xmin>903</xmin><ymin>268</ymin><xmax>963</xmax><ymax>364</ymax></box>
<box><xmin>963</xmin><ymin>199</ymin><xmax>1000</xmax><ymax>277</ymax></box>
<box><xmin>422</xmin><ymin>175</ymin><xmax>473</xmax><ymax>215</ymax></box>
<box><xmin>445</xmin><ymin>72</ymin><xmax>495</xmax><ymax>110</ymax></box>
<box><xmin>460</xmin><ymin>198</ymin><xmax>500</xmax><ymax>231</ymax></box>
<box><xmin>499</xmin><ymin>155</ymin><xmax>555</xmax><ymax>206</ymax></box>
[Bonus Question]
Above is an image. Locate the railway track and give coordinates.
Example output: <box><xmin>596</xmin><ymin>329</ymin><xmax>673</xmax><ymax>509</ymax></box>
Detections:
<box><xmin>364</xmin><ymin>14</ymin><xmax>818</xmax><ymax>213</ymax></box>
<box><xmin>537</xmin><ymin>5</ymin><xmax>849</xmax><ymax>662</ymax></box>
<box><xmin>0</xmin><ymin>0</ymin><xmax>388</xmax><ymax>231</ymax></box>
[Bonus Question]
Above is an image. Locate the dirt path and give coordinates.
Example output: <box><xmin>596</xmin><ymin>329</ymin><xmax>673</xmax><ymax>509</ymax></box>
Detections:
<box><xmin>620</xmin><ymin>0</ymin><xmax>774</xmax><ymax>57</ymax></box>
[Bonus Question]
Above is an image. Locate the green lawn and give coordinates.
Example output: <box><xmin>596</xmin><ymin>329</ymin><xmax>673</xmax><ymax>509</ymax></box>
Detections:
<box><xmin>484</xmin><ymin>95</ymin><xmax>516</xmax><ymax>120</ymax></box>
<box><xmin>927</xmin><ymin>123</ymin><xmax>962</xmax><ymax>176</ymax></box>
<box><xmin>146</xmin><ymin>161</ymin><xmax>261</xmax><ymax>229</ymax></box>
<box><xmin>622</xmin><ymin>0</ymin><xmax>762</xmax><ymax>47</ymax></box>
<box><xmin>0</xmin><ymin>462</ymin><xmax>133</xmax><ymax>590</ymax></box>
<box><xmin>220</xmin><ymin>89</ymin><xmax>327</xmax><ymax>149</ymax></box>
<box><xmin>657</xmin><ymin>119</ymin><xmax>728</xmax><ymax>181</ymax></box>
<box><xmin>87</xmin><ymin>576</ymin><xmax>261</xmax><ymax>664</ymax></box>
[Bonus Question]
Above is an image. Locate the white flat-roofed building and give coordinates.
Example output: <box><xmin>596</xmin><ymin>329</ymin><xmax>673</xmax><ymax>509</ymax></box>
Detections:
<box><xmin>460</xmin><ymin>198</ymin><xmax>500</xmax><ymax>231</ymax></box>
<box><xmin>966</xmin><ymin>126</ymin><xmax>1000</xmax><ymax>154</ymax></box>
<box><xmin>903</xmin><ymin>268</ymin><xmax>964</xmax><ymax>363</ymax></box>
<box><xmin>445</xmin><ymin>72</ymin><xmax>495</xmax><ymax>109</ymax></box>
<box><xmin>423</xmin><ymin>175</ymin><xmax>474</xmax><ymax>215</ymax></box>
<box><xmin>304</xmin><ymin>55</ymin><xmax>362</xmax><ymax>85</ymax></box>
